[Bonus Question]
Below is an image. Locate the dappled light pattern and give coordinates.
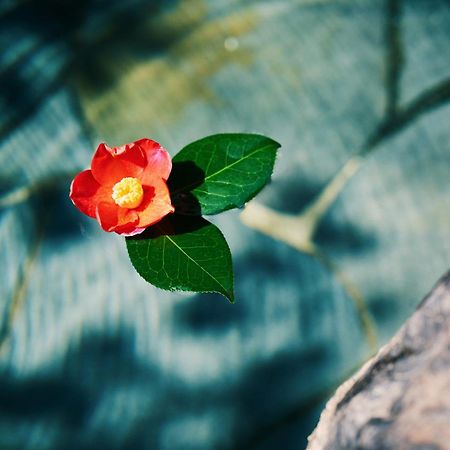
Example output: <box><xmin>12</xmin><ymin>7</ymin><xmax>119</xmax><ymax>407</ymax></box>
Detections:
<box><xmin>0</xmin><ymin>0</ymin><xmax>449</xmax><ymax>449</ymax></box>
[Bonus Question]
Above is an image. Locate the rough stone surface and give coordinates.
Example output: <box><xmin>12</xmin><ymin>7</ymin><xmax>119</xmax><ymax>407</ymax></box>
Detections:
<box><xmin>308</xmin><ymin>271</ymin><xmax>450</xmax><ymax>450</ymax></box>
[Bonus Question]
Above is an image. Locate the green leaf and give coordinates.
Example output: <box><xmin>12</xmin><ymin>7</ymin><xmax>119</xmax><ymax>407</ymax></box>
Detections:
<box><xmin>169</xmin><ymin>133</ymin><xmax>280</xmax><ymax>215</ymax></box>
<box><xmin>126</xmin><ymin>215</ymin><xmax>234</xmax><ymax>302</ymax></box>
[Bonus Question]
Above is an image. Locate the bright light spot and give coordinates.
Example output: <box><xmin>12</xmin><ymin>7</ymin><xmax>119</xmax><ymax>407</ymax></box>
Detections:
<box><xmin>224</xmin><ymin>36</ymin><xmax>239</xmax><ymax>52</ymax></box>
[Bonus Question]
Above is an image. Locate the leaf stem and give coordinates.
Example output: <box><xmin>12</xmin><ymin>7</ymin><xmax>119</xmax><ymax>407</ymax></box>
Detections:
<box><xmin>313</xmin><ymin>249</ymin><xmax>378</xmax><ymax>354</ymax></box>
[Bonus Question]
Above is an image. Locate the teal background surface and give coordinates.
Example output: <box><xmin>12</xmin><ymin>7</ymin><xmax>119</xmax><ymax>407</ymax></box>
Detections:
<box><xmin>0</xmin><ymin>1</ymin><xmax>449</xmax><ymax>448</ymax></box>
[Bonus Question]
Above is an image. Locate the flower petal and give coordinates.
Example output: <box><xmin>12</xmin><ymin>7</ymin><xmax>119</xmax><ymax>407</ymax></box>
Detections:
<box><xmin>120</xmin><ymin>227</ymin><xmax>147</xmax><ymax>237</ymax></box>
<box><xmin>135</xmin><ymin>180</ymin><xmax>175</xmax><ymax>228</ymax></box>
<box><xmin>135</xmin><ymin>138</ymin><xmax>172</xmax><ymax>183</ymax></box>
<box><xmin>91</xmin><ymin>142</ymin><xmax>146</xmax><ymax>186</ymax></box>
<box><xmin>96</xmin><ymin>202</ymin><xmax>140</xmax><ymax>235</ymax></box>
<box><xmin>69</xmin><ymin>170</ymin><xmax>111</xmax><ymax>218</ymax></box>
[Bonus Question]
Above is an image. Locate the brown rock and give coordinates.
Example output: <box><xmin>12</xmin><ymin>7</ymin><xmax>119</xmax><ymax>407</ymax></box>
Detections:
<box><xmin>307</xmin><ymin>272</ymin><xmax>450</xmax><ymax>450</ymax></box>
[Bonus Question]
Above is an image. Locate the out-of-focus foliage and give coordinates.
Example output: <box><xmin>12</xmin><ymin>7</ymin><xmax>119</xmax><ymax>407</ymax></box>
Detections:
<box><xmin>0</xmin><ymin>0</ymin><xmax>449</xmax><ymax>449</ymax></box>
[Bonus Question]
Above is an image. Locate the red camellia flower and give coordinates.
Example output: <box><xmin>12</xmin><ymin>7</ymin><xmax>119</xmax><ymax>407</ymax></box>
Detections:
<box><xmin>70</xmin><ymin>138</ymin><xmax>174</xmax><ymax>236</ymax></box>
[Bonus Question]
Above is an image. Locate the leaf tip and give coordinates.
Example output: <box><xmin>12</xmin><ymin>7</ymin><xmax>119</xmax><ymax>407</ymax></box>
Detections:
<box><xmin>225</xmin><ymin>291</ymin><xmax>235</xmax><ymax>304</ymax></box>
<box><xmin>220</xmin><ymin>287</ymin><xmax>235</xmax><ymax>304</ymax></box>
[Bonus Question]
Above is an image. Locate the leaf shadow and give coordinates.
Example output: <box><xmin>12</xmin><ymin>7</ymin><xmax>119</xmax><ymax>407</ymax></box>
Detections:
<box><xmin>29</xmin><ymin>178</ymin><xmax>86</xmax><ymax>240</ymax></box>
<box><xmin>174</xmin><ymin>291</ymin><xmax>246</xmax><ymax>332</ymax></box>
<box><xmin>167</xmin><ymin>160</ymin><xmax>205</xmax><ymax>216</ymax></box>
<box><xmin>0</xmin><ymin>174</ymin><xmax>88</xmax><ymax>242</ymax></box>
<box><xmin>259</xmin><ymin>177</ymin><xmax>323</xmax><ymax>215</ymax></box>
<box><xmin>0</xmin><ymin>322</ymin><xmax>334</xmax><ymax>450</ymax></box>
<box><xmin>130</xmin><ymin>213</ymin><xmax>208</xmax><ymax>241</ymax></box>
<box><xmin>0</xmin><ymin>373</ymin><xmax>91</xmax><ymax>428</ymax></box>
<box><xmin>0</xmin><ymin>329</ymin><xmax>162</xmax><ymax>449</ymax></box>
<box><xmin>367</xmin><ymin>292</ymin><xmax>403</xmax><ymax>335</ymax></box>
<box><xmin>232</xmin><ymin>344</ymin><xmax>333</xmax><ymax>450</ymax></box>
<box><xmin>0</xmin><ymin>0</ymin><xmax>179</xmax><ymax>139</ymax></box>
<box><xmin>314</xmin><ymin>214</ymin><xmax>378</xmax><ymax>255</ymax></box>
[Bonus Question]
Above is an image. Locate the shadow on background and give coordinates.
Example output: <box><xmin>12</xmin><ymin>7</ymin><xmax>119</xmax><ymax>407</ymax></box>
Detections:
<box><xmin>0</xmin><ymin>323</ymin><xmax>333</xmax><ymax>450</ymax></box>
<box><xmin>0</xmin><ymin>0</ymin><xmax>181</xmax><ymax>139</ymax></box>
<box><xmin>29</xmin><ymin>177</ymin><xmax>84</xmax><ymax>240</ymax></box>
<box><xmin>168</xmin><ymin>161</ymin><xmax>205</xmax><ymax>216</ymax></box>
<box><xmin>1</xmin><ymin>0</ymin><xmax>450</xmax><ymax>449</ymax></box>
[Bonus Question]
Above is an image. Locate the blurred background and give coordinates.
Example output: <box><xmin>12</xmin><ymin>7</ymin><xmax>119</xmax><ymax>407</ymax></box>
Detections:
<box><xmin>0</xmin><ymin>0</ymin><xmax>449</xmax><ymax>448</ymax></box>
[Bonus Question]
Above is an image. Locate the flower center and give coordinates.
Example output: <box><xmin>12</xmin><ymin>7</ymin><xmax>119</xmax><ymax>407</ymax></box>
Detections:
<box><xmin>112</xmin><ymin>177</ymin><xmax>144</xmax><ymax>209</ymax></box>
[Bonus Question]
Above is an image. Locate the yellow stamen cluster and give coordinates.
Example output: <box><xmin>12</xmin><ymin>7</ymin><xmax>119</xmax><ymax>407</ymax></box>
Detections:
<box><xmin>112</xmin><ymin>177</ymin><xmax>144</xmax><ymax>209</ymax></box>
